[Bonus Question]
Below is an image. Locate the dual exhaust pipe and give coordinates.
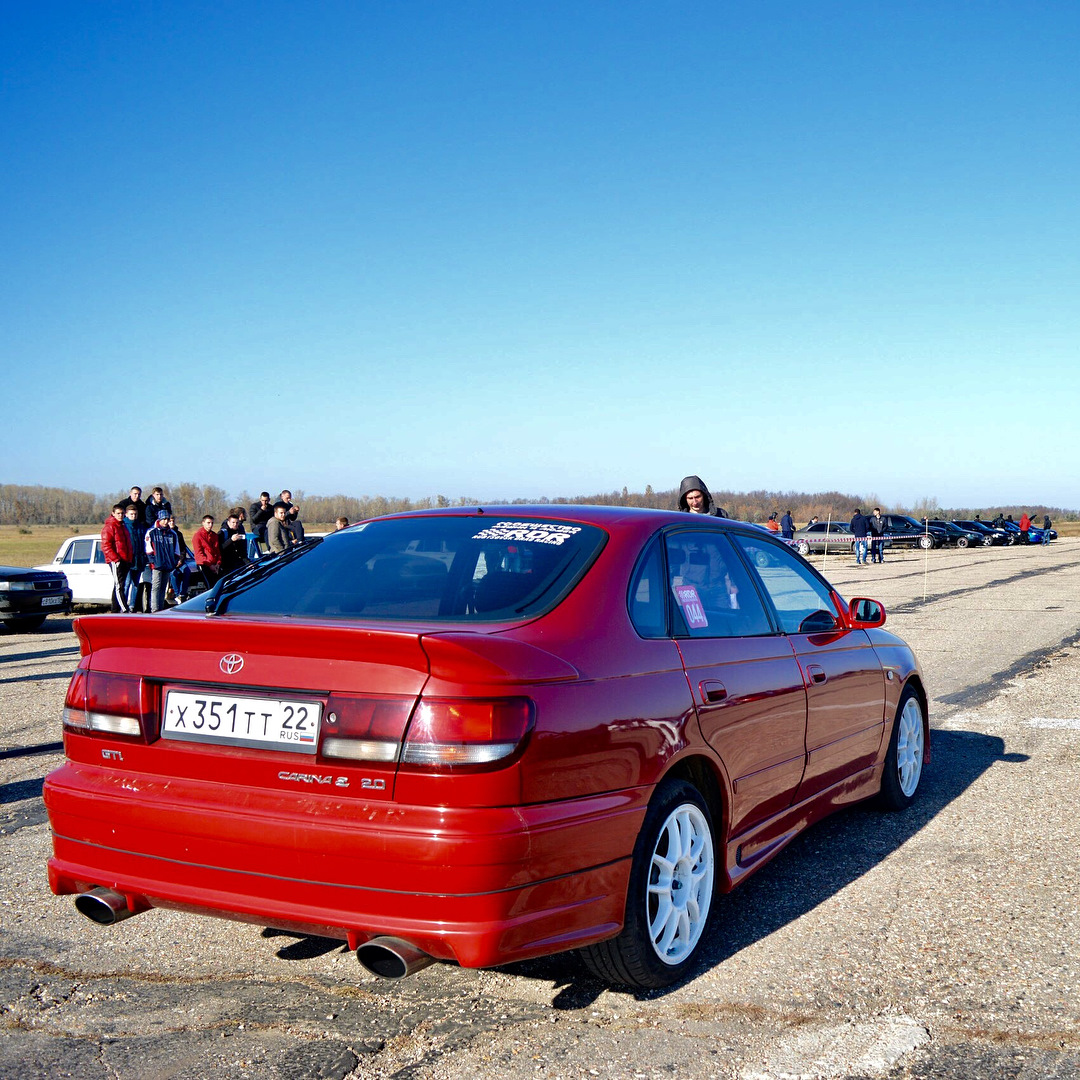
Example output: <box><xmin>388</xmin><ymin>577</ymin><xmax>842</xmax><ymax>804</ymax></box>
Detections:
<box><xmin>73</xmin><ymin>888</ymin><xmax>433</xmax><ymax>979</ymax></box>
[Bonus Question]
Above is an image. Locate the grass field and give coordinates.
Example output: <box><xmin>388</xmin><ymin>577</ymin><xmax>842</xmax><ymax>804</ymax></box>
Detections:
<box><xmin>0</xmin><ymin>523</ymin><xmax>342</xmax><ymax>567</ymax></box>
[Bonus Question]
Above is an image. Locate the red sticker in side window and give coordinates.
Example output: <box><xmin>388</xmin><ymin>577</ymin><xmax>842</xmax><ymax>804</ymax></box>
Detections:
<box><xmin>673</xmin><ymin>584</ymin><xmax>709</xmax><ymax>629</ymax></box>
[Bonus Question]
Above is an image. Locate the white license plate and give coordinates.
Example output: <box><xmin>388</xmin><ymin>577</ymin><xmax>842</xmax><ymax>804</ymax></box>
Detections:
<box><xmin>41</xmin><ymin>596</ymin><xmax>65</xmax><ymax>607</ymax></box>
<box><xmin>161</xmin><ymin>690</ymin><xmax>321</xmax><ymax>754</ymax></box>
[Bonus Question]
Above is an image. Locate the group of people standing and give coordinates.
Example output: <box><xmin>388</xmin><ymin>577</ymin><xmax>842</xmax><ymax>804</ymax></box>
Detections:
<box><xmin>100</xmin><ymin>484</ymin><xmax>314</xmax><ymax>613</ymax></box>
<box><xmin>848</xmin><ymin>508</ymin><xmax>887</xmax><ymax>565</ymax></box>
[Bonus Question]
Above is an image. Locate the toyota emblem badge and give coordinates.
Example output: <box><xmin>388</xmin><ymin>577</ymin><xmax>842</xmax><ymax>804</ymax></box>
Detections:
<box><xmin>219</xmin><ymin>654</ymin><xmax>244</xmax><ymax>675</ymax></box>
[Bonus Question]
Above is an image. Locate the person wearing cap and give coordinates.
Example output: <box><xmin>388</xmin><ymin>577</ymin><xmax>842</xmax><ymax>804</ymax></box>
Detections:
<box><xmin>764</xmin><ymin>512</ymin><xmax>781</xmax><ymax>533</ymax></box>
<box><xmin>145</xmin><ymin>510</ymin><xmax>183</xmax><ymax>612</ymax></box>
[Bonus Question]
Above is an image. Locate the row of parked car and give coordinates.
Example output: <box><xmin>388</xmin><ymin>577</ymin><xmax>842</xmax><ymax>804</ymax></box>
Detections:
<box><xmin>790</xmin><ymin>514</ymin><xmax>1057</xmax><ymax>556</ymax></box>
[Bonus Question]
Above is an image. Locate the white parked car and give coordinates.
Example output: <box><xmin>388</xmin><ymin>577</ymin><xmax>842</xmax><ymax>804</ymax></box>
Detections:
<box><xmin>36</xmin><ymin>535</ymin><xmax>207</xmax><ymax>607</ymax></box>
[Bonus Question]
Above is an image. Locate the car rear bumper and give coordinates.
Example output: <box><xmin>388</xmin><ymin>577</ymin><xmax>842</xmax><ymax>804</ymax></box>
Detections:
<box><xmin>44</xmin><ymin>763</ymin><xmax>644</xmax><ymax>968</ymax></box>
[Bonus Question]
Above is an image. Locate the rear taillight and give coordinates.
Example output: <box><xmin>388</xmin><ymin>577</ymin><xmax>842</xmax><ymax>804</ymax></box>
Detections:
<box><xmin>400</xmin><ymin>697</ymin><xmax>534</xmax><ymax>769</ymax></box>
<box><xmin>62</xmin><ymin>663</ymin><xmax>146</xmax><ymax>738</ymax></box>
<box><xmin>320</xmin><ymin>694</ymin><xmax>414</xmax><ymax>762</ymax></box>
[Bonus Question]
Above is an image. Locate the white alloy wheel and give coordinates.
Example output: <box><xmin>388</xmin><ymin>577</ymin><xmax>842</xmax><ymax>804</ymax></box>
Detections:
<box><xmin>647</xmin><ymin>803</ymin><xmax>714</xmax><ymax>965</ymax></box>
<box><xmin>895</xmin><ymin>695</ymin><xmax>925</xmax><ymax>797</ymax></box>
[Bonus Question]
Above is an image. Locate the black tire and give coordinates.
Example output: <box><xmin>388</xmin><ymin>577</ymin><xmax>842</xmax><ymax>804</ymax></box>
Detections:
<box><xmin>1</xmin><ymin>615</ymin><xmax>46</xmax><ymax>633</ymax></box>
<box><xmin>579</xmin><ymin>779</ymin><xmax>716</xmax><ymax>989</ymax></box>
<box><xmin>795</xmin><ymin>540</ymin><xmax>811</xmax><ymax>557</ymax></box>
<box><xmin>956</xmin><ymin>537</ymin><xmax>969</xmax><ymax>549</ymax></box>
<box><xmin>878</xmin><ymin>686</ymin><xmax>925</xmax><ymax>811</ymax></box>
<box><xmin>917</xmin><ymin>535</ymin><xmax>934</xmax><ymax>550</ymax></box>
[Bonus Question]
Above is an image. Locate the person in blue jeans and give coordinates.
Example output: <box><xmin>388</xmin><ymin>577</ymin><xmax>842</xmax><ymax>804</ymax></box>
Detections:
<box><xmin>144</xmin><ymin>511</ymin><xmax>183</xmax><ymax>612</ymax></box>
<box><xmin>850</xmin><ymin>508</ymin><xmax>870</xmax><ymax>565</ymax></box>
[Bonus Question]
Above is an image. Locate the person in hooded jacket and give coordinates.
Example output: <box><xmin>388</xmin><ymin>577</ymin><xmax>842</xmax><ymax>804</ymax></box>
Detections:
<box><xmin>677</xmin><ymin>475</ymin><xmax>727</xmax><ymax>518</ymax></box>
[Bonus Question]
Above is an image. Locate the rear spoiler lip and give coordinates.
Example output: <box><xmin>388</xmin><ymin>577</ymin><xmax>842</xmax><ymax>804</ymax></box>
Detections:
<box><xmin>72</xmin><ymin>612</ymin><xmax>432</xmax><ymax>674</ymax></box>
<box><xmin>420</xmin><ymin>632</ymin><xmax>579</xmax><ymax>685</ymax></box>
<box><xmin>72</xmin><ymin>615</ymin><xmax>578</xmax><ymax>685</ymax></box>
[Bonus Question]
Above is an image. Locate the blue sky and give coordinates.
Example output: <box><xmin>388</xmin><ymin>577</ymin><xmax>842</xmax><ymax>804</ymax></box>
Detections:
<box><xmin>4</xmin><ymin>2</ymin><xmax>1079</xmax><ymax>508</ymax></box>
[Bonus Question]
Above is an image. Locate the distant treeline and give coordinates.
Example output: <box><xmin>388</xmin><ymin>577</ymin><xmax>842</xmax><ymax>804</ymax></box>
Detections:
<box><xmin>1</xmin><ymin>482</ymin><xmax>1075</xmax><ymax>527</ymax></box>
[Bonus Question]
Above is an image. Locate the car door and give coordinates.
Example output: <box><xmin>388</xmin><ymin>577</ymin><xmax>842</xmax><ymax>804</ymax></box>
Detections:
<box><xmin>58</xmin><ymin>538</ymin><xmax>112</xmax><ymax>604</ymax></box>
<box><xmin>730</xmin><ymin>532</ymin><xmax>887</xmax><ymax>804</ymax></box>
<box><xmin>663</xmin><ymin>528</ymin><xmax>808</xmax><ymax>836</ymax></box>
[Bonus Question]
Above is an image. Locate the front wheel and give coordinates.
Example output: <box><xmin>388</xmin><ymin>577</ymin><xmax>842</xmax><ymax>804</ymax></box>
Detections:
<box><xmin>878</xmin><ymin>686</ymin><xmax>925</xmax><ymax>811</ymax></box>
<box><xmin>956</xmin><ymin>537</ymin><xmax>969</xmax><ymax>549</ymax></box>
<box><xmin>579</xmin><ymin>779</ymin><xmax>716</xmax><ymax>988</ymax></box>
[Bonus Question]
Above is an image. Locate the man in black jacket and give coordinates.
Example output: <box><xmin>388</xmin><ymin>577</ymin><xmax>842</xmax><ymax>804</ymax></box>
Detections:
<box><xmin>143</xmin><ymin>487</ymin><xmax>172</xmax><ymax>527</ymax></box>
<box><xmin>850</xmin><ymin>508</ymin><xmax>870</xmax><ymax>566</ymax></box>
<box><xmin>249</xmin><ymin>492</ymin><xmax>274</xmax><ymax>549</ymax></box>
<box><xmin>677</xmin><ymin>475</ymin><xmax>727</xmax><ymax>518</ymax></box>
<box><xmin>869</xmin><ymin>507</ymin><xmax>886</xmax><ymax>563</ymax></box>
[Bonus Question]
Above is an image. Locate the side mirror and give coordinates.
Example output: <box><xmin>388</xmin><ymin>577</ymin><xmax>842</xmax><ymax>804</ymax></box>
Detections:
<box><xmin>848</xmin><ymin>597</ymin><xmax>886</xmax><ymax>628</ymax></box>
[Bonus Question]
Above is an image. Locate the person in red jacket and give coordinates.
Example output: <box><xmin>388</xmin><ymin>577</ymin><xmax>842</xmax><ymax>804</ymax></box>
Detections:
<box><xmin>193</xmin><ymin>514</ymin><xmax>223</xmax><ymax>589</ymax></box>
<box><xmin>101</xmin><ymin>503</ymin><xmax>134</xmax><ymax>612</ymax></box>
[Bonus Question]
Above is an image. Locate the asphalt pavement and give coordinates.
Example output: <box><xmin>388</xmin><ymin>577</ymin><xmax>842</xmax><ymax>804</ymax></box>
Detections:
<box><xmin>2</xmin><ymin>540</ymin><xmax>1079</xmax><ymax>1079</ymax></box>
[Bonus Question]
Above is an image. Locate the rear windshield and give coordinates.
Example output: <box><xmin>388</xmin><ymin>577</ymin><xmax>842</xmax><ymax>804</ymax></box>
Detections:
<box><xmin>207</xmin><ymin>516</ymin><xmax>607</xmax><ymax>622</ymax></box>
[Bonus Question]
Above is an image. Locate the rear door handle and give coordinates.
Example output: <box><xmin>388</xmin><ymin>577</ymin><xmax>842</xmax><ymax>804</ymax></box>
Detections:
<box><xmin>699</xmin><ymin>680</ymin><xmax>727</xmax><ymax>704</ymax></box>
<box><xmin>806</xmin><ymin>664</ymin><xmax>827</xmax><ymax>685</ymax></box>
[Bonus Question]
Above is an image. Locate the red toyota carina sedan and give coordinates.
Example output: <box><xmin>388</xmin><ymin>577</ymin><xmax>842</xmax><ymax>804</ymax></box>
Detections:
<box><xmin>45</xmin><ymin>507</ymin><xmax>928</xmax><ymax>988</ymax></box>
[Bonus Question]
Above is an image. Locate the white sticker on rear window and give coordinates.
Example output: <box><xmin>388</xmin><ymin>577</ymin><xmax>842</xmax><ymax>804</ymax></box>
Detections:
<box><xmin>472</xmin><ymin>521</ymin><xmax>582</xmax><ymax>546</ymax></box>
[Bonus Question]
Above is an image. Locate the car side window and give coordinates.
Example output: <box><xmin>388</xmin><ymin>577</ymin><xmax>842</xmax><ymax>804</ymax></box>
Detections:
<box><xmin>731</xmin><ymin>534</ymin><xmax>838</xmax><ymax>635</ymax></box>
<box><xmin>69</xmin><ymin>539</ymin><xmax>94</xmax><ymax>565</ymax></box>
<box><xmin>628</xmin><ymin>536</ymin><xmax>667</xmax><ymax>638</ymax></box>
<box><xmin>94</xmin><ymin>542</ymin><xmax>107</xmax><ymax>564</ymax></box>
<box><xmin>665</xmin><ymin>531</ymin><xmax>772</xmax><ymax>639</ymax></box>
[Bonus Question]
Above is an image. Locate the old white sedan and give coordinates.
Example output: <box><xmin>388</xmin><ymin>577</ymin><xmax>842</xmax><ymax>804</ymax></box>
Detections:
<box><xmin>35</xmin><ymin>535</ymin><xmax>215</xmax><ymax>606</ymax></box>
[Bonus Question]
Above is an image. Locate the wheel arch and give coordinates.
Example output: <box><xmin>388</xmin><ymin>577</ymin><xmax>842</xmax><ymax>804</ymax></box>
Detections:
<box><xmin>900</xmin><ymin>674</ymin><xmax>931</xmax><ymax>765</ymax></box>
<box><xmin>657</xmin><ymin>752</ymin><xmax>729</xmax><ymax>848</ymax></box>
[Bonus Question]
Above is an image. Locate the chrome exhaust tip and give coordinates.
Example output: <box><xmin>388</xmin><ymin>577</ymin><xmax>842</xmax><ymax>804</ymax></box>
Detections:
<box><xmin>74</xmin><ymin>886</ymin><xmax>141</xmax><ymax>925</ymax></box>
<box><xmin>356</xmin><ymin>936</ymin><xmax>434</xmax><ymax>979</ymax></box>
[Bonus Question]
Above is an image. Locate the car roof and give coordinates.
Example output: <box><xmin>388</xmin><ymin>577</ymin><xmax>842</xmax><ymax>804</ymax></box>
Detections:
<box><xmin>370</xmin><ymin>504</ymin><xmax>760</xmax><ymax>532</ymax></box>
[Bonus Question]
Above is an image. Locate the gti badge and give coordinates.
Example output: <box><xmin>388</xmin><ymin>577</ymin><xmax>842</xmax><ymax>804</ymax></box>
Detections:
<box><xmin>219</xmin><ymin>653</ymin><xmax>244</xmax><ymax>675</ymax></box>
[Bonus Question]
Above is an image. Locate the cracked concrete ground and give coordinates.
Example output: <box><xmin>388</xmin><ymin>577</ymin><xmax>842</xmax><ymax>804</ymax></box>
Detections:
<box><xmin>2</xmin><ymin>540</ymin><xmax>1080</xmax><ymax>1078</ymax></box>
